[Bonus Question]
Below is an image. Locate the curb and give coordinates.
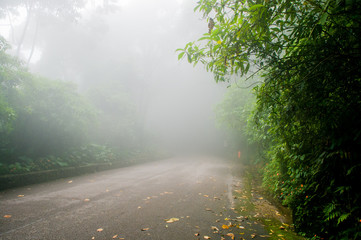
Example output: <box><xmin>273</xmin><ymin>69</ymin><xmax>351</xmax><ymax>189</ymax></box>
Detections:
<box><xmin>0</xmin><ymin>161</ymin><xmax>131</xmax><ymax>191</ymax></box>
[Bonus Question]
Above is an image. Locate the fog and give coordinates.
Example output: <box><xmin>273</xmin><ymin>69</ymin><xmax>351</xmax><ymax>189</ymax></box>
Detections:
<box><xmin>0</xmin><ymin>0</ymin><xmax>227</xmax><ymax>156</ymax></box>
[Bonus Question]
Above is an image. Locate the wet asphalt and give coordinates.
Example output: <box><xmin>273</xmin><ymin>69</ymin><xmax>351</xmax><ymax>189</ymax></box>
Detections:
<box><xmin>0</xmin><ymin>156</ymin><xmax>268</xmax><ymax>240</ymax></box>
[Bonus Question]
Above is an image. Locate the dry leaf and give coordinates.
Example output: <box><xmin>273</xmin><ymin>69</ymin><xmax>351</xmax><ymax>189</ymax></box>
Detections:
<box><xmin>138</xmin><ymin>206</ymin><xmax>142</xmax><ymax>209</ymax></box>
<box><xmin>195</xmin><ymin>233</ymin><xmax>200</xmax><ymax>236</ymax></box>
<box><xmin>251</xmin><ymin>233</ymin><xmax>257</xmax><ymax>238</ymax></box>
<box><xmin>141</xmin><ymin>228</ymin><xmax>150</xmax><ymax>231</ymax></box>
<box><xmin>91</xmin><ymin>237</ymin><xmax>95</xmax><ymax>240</ymax></box>
<box><xmin>97</xmin><ymin>228</ymin><xmax>103</xmax><ymax>232</ymax></box>
<box><xmin>222</xmin><ymin>224</ymin><xmax>229</xmax><ymax>229</ymax></box>
<box><xmin>204</xmin><ymin>236</ymin><xmax>211</xmax><ymax>239</ymax></box>
<box><xmin>84</xmin><ymin>198</ymin><xmax>90</xmax><ymax>202</ymax></box>
<box><xmin>17</xmin><ymin>195</ymin><xmax>24</xmax><ymax>197</ymax></box>
<box><xmin>165</xmin><ymin>217</ymin><xmax>179</xmax><ymax>223</ymax></box>
<box><xmin>3</xmin><ymin>215</ymin><xmax>12</xmax><ymax>218</ymax></box>
<box><xmin>68</xmin><ymin>180</ymin><xmax>73</xmax><ymax>183</ymax></box>
<box><xmin>205</xmin><ymin>208</ymin><xmax>212</xmax><ymax>211</ymax></box>
<box><xmin>112</xmin><ymin>234</ymin><xmax>118</xmax><ymax>238</ymax></box>
<box><xmin>203</xmin><ymin>195</ymin><xmax>209</xmax><ymax>197</ymax></box>
<box><xmin>226</xmin><ymin>233</ymin><xmax>235</xmax><ymax>239</ymax></box>
<box><xmin>211</xmin><ymin>226</ymin><xmax>219</xmax><ymax>232</ymax></box>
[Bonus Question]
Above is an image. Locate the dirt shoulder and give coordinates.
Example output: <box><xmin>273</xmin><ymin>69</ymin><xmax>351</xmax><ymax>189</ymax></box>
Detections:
<box><xmin>230</xmin><ymin>162</ymin><xmax>306</xmax><ymax>240</ymax></box>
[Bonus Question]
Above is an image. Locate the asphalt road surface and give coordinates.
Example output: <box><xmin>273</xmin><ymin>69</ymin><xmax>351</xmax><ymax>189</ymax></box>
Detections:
<box><xmin>0</xmin><ymin>156</ymin><xmax>268</xmax><ymax>239</ymax></box>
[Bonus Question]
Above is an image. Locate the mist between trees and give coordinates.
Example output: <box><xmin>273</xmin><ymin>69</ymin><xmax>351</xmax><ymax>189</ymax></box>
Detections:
<box><xmin>1</xmin><ymin>0</ymin><xmax>361</xmax><ymax>239</ymax></box>
<box><xmin>0</xmin><ymin>0</ymin><xmax>229</xmax><ymax>176</ymax></box>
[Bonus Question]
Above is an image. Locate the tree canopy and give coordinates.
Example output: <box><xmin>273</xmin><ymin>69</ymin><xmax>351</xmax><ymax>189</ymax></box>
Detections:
<box><xmin>179</xmin><ymin>0</ymin><xmax>361</xmax><ymax>238</ymax></box>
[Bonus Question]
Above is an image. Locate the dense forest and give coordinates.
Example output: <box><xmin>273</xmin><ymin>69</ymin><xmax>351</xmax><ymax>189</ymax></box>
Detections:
<box><xmin>0</xmin><ymin>0</ymin><xmax>224</xmax><ymax>175</ymax></box>
<box><xmin>0</xmin><ymin>35</ymin><xmax>146</xmax><ymax>174</ymax></box>
<box><xmin>178</xmin><ymin>0</ymin><xmax>361</xmax><ymax>239</ymax></box>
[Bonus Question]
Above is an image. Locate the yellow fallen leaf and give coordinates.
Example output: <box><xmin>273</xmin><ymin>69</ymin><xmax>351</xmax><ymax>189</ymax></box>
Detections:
<box><xmin>203</xmin><ymin>195</ymin><xmax>209</xmax><ymax>197</ymax></box>
<box><xmin>224</xmin><ymin>217</ymin><xmax>230</xmax><ymax>220</ymax></box>
<box><xmin>166</xmin><ymin>217</ymin><xmax>179</xmax><ymax>223</ymax></box>
<box><xmin>91</xmin><ymin>237</ymin><xmax>95</xmax><ymax>240</ymax></box>
<box><xmin>138</xmin><ymin>206</ymin><xmax>142</xmax><ymax>209</ymax></box>
<box><xmin>68</xmin><ymin>180</ymin><xmax>73</xmax><ymax>183</ymax></box>
<box><xmin>17</xmin><ymin>195</ymin><xmax>24</xmax><ymax>197</ymax></box>
<box><xmin>3</xmin><ymin>215</ymin><xmax>12</xmax><ymax>218</ymax></box>
<box><xmin>141</xmin><ymin>228</ymin><xmax>150</xmax><ymax>231</ymax></box>
<box><xmin>97</xmin><ymin>228</ymin><xmax>103</xmax><ymax>232</ymax></box>
<box><xmin>222</xmin><ymin>224</ymin><xmax>229</xmax><ymax>229</ymax></box>
<box><xmin>226</xmin><ymin>233</ymin><xmax>235</xmax><ymax>239</ymax></box>
<box><xmin>84</xmin><ymin>198</ymin><xmax>90</xmax><ymax>202</ymax></box>
<box><xmin>204</xmin><ymin>236</ymin><xmax>211</xmax><ymax>239</ymax></box>
<box><xmin>251</xmin><ymin>233</ymin><xmax>257</xmax><ymax>238</ymax></box>
<box><xmin>112</xmin><ymin>234</ymin><xmax>118</xmax><ymax>238</ymax></box>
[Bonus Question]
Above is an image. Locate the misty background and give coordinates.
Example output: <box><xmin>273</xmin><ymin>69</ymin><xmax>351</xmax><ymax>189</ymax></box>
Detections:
<box><xmin>0</xmin><ymin>0</ymin><xmax>227</xmax><ymax>156</ymax></box>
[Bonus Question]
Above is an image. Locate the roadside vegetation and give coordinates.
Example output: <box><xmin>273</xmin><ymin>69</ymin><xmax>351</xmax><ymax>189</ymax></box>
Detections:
<box><xmin>178</xmin><ymin>0</ymin><xmax>361</xmax><ymax>239</ymax></box>
<box><xmin>0</xmin><ymin>36</ymin><xmax>159</xmax><ymax>176</ymax></box>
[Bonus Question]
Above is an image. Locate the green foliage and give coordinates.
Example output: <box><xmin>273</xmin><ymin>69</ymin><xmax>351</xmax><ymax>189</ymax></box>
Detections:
<box><xmin>0</xmin><ymin>37</ymin><xmax>132</xmax><ymax>176</ymax></box>
<box><xmin>181</xmin><ymin>0</ymin><xmax>361</xmax><ymax>238</ymax></box>
<box><xmin>86</xmin><ymin>81</ymin><xmax>137</xmax><ymax>150</ymax></box>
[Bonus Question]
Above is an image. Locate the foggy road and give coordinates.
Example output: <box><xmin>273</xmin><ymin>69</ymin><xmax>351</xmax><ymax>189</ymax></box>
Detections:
<box><xmin>0</xmin><ymin>157</ymin><xmax>268</xmax><ymax>240</ymax></box>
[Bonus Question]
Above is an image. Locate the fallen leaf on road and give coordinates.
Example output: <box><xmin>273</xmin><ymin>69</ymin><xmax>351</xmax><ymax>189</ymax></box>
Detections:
<box><xmin>141</xmin><ymin>228</ymin><xmax>150</xmax><ymax>231</ymax></box>
<box><xmin>138</xmin><ymin>206</ymin><xmax>142</xmax><ymax>209</ymax></box>
<box><xmin>106</xmin><ymin>189</ymin><xmax>110</xmax><ymax>192</ymax></box>
<box><xmin>17</xmin><ymin>195</ymin><xmax>24</xmax><ymax>197</ymax></box>
<box><xmin>251</xmin><ymin>233</ymin><xmax>257</xmax><ymax>238</ymax></box>
<box><xmin>211</xmin><ymin>226</ymin><xmax>219</xmax><ymax>232</ymax></box>
<box><xmin>3</xmin><ymin>215</ymin><xmax>12</xmax><ymax>218</ymax></box>
<box><xmin>97</xmin><ymin>228</ymin><xmax>103</xmax><ymax>232</ymax></box>
<box><xmin>68</xmin><ymin>180</ymin><xmax>73</xmax><ymax>184</ymax></box>
<box><xmin>204</xmin><ymin>236</ymin><xmax>211</xmax><ymax>239</ymax></box>
<box><xmin>222</xmin><ymin>224</ymin><xmax>229</xmax><ymax>229</ymax></box>
<box><xmin>238</xmin><ymin>225</ymin><xmax>245</xmax><ymax>229</ymax></box>
<box><xmin>91</xmin><ymin>237</ymin><xmax>95</xmax><ymax>239</ymax></box>
<box><xmin>203</xmin><ymin>195</ymin><xmax>209</xmax><ymax>197</ymax></box>
<box><xmin>226</xmin><ymin>233</ymin><xmax>235</xmax><ymax>239</ymax></box>
<box><xmin>84</xmin><ymin>198</ymin><xmax>90</xmax><ymax>202</ymax></box>
<box><xmin>165</xmin><ymin>217</ymin><xmax>179</xmax><ymax>223</ymax></box>
<box><xmin>205</xmin><ymin>208</ymin><xmax>212</xmax><ymax>211</ymax></box>
<box><xmin>112</xmin><ymin>234</ymin><xmax>118</xmax><ymax>238</ymax></box>
<box><xmin>195</xmin><ymin>233</ymin><xmax>200</xmax><ymax>236</ymax></box>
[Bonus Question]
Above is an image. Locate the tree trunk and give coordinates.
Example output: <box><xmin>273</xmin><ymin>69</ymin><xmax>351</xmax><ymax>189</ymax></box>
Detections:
<box><xmin>26</xmin><ymin>16</ymin><xmax>39</xmax><ymax>68</ymax></box>
<box><xmin>16</xmin><ymin>5</ymin><xmax>32</xmax><ymax>58</ymax></box>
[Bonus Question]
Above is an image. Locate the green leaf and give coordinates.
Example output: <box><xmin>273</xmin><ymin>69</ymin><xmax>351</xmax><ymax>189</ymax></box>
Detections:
<box><xmin>177</xmin><ymin>52</ymin><xmax>185</xmax><ymax>60</ymax></box>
